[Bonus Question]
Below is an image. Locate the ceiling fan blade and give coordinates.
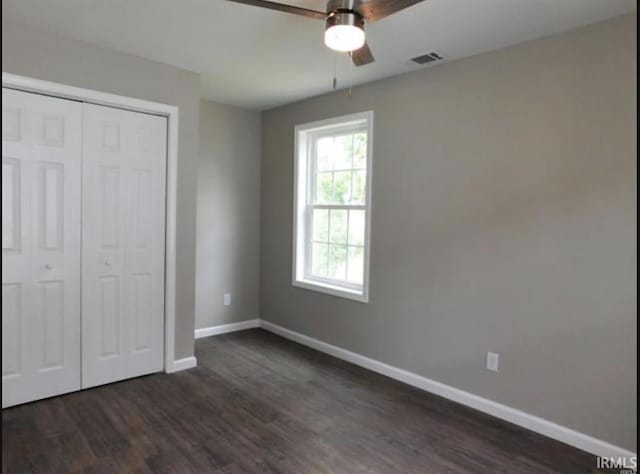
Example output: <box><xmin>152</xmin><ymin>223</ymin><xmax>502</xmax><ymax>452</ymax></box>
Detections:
<box><xmin>224</xmin><ymin>0</ymin><xmax>326</xmax><ymax>20</ymax></box>
<box><xmin>356</xmin><ymin>0</ymin><xmax>426</xmax><ymax>23</ymax></box>
<box><xmin>351</xmin><ymin>42</ymin><xmax>375</xmax><ymax>66</ymax></box>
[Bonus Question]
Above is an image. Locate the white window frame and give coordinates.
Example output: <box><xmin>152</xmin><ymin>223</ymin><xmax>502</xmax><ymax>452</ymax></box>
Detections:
<box><xmin>292</xmin><ymin>111</ymin><xmax>373</xmax><ymax>303</ymax></box>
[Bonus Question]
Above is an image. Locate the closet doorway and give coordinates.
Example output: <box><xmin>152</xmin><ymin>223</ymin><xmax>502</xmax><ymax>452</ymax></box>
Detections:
<box><xmin>2</xmin><ymin>75</ymin><xmax>181</xmax><ymax>408</ymax></box>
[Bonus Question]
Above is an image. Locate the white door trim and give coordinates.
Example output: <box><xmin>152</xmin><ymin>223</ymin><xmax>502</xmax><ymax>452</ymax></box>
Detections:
<box><xmin>2</xmin><ymin>72</ymin><xmax>183</xmax><ymax>374</ymax></box>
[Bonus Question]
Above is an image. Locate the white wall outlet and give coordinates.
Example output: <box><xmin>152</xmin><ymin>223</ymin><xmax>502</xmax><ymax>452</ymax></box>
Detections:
<box><xmin>224</xmin><ymin>293</ymin><xmax>231</xmax><ymax>306</ymax></box>
<box><xmin>486</xmin><ymin>352</ymin><xmax>499</xmax><ymax>372</ymax></box>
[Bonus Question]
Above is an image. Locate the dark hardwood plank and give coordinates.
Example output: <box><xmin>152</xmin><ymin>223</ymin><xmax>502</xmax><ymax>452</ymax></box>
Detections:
<box><xmin>3</xmin><ymin>329</ymin><xmax>603</xmax><ymax>473</ymax></box>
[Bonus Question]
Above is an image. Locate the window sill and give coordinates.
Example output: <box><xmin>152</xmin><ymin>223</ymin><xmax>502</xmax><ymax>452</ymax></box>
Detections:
<box><xmin>292</xmin><ymin>278</ymin><xmax>369</xmax><ymax>303</ymax></box>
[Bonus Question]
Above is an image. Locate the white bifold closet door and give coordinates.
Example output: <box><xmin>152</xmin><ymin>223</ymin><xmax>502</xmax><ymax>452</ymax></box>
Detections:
<box><xmin>2</xmin><ymin>89</ymin><xmax>167</xmax><ymax>408</ymax></box>
<box><xmin>82</xmin><ymin>103</ymin><xmax>167</xmax><ymax>389</ymax></box>
<box><xmin>2</xmin><ymin>88</ymin><xmax>82</xmax><ymax>407</ymax></box>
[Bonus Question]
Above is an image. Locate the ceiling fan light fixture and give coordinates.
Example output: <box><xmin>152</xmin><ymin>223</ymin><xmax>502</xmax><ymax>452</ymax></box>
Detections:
<box><xmin>324</xmin><ymin>11</ymin><xmax>365</xmax><ymax>52</ymax></box>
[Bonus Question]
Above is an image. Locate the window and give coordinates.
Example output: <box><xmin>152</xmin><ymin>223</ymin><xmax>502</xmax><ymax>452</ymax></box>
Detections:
<box><xmin>293</xmin><ymin>111</ymin><xmax>373</xmax><ymax>302</ymax></box>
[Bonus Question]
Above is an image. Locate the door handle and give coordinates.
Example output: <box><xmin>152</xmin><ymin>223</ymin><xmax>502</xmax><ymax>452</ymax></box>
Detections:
<box><xmin>105</xmin><ymin>257</ymin><xmax>113</xmax><ymax>266</ymax></box>
<box><xmin>45</xmin><ymin>264</ymin><xmax>54</xmax><ymax>270</ymax></box>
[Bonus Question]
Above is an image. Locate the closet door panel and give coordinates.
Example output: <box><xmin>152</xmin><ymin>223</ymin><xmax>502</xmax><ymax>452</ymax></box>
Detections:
<box><xmin>2</xmin><ymin>88</ymin><xmax>82</xmax><ymax>408</ymax></box>
<box><xmin>82</xmin><ymin>103</ymin><xmax>166</xmax><ymax>389</ymax></box>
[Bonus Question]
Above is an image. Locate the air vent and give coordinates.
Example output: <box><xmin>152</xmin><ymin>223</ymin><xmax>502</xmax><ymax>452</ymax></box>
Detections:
<box><xmin>411</xmin><ymin>51</ymin><xmax>443</xmax><ymax>65</ymax></box>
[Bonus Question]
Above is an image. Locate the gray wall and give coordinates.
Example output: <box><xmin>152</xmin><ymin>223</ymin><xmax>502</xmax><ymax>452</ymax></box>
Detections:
<box><xmin>2</xmin><ymin>21</ymin><xmax>200</xmax><ymax>360</ymax></box>
<box><xmin>261</xmin><ymin>14</ymin><xmax>637</xmax><ymax>450</ymax></box>
<box><xmin>196</xmin><ymin>100</ymin><xmax>261</xmax><ymax>329</ymax></box>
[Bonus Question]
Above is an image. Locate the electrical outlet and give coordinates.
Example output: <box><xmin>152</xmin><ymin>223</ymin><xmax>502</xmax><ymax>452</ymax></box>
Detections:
<box><xmin>486</xmin><ymin>352</ymin><xmax>499</xmax><ymax>372</ymax></box>
<box><xmin>224</xmin><ymin>293</ymin><xmax>231</xmax><ymax>306</ymax></box>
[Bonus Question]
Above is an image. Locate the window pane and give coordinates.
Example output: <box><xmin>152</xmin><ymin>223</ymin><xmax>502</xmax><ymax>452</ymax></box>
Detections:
<box><xmin>312</xmin><ymin>243</ymin><xmax>329</xmax><ymax>277</ymax></box>
<box><xmin>315</xmin><ymin>172</ymin><xmax>332</xmax><ymax>203</ymax></box>
<box><xmin>332</xmin><ymin>170</ymin><xmax>351</xmax><ymax>204</ymax></box>
<box><xmin>317</xmin><ymin>137</ymin><xmax>333</xmax><ymax>171</ymax></box>
<box><xmin>312</xmin><ymin>209</ymin><xmax>329</xmax><ymax>242</ymax></box>
<box><xmin>351</xmin><ymin>170</ymin><xmax>366</xmax><ymax>204</ymax></box>
<box><xmin>296</xmin><ymin>117</ymin><xmax>371</xmax><ymax>298</ymax></box>
<box><xmin>347</xmin><ymin>246</ymin><xmax>364</xmax><ymax>284</ymax></box>
<box><xmin>353</xmin><ymin>133</ymin><xmax>367</xmax><ymax>169</ymax></box>
<box><xmin>329</xmin><ymin>210</ymin><xmax>348</xmax><ymax>244</ymax></box>
<box><xmin>333</xmin><ymin>135</ymin><xmax>353</xmax><ymax>170</ymax></box>
<box><xmin>329</xmin><ymin>244</ymin><xmax>347</xmax><ymax>280</ymax></box>
<box><xmin>348</xmin><ymin>210</ymin><xmax>365</xmax><ymax>246</ymax></box>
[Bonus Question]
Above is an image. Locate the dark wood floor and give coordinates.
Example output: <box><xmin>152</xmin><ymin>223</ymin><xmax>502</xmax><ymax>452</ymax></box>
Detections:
<box><xmin>3</xmin><ymin>329</ymin><xmax>603</xmax><ymax>473</ymax></box>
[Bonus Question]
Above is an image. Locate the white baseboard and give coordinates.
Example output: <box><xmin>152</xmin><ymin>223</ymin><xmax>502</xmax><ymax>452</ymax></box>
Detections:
<box><xmin>259</xmin><ymin>320</ymin><xmax>636</xmax><ymax>462</ymax></box>
<box><xmin>166</xmin><ymin>356</ymin><xmax>197</xmax><ymax>373</ymax></box>
<box><xmin>195</xmin><ymin>319</ymin><xmax>261</xmax><ymax>339</ymax></box>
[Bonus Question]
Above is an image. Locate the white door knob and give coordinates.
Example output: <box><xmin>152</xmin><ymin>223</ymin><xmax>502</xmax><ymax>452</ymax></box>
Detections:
<box><xmin>105</xmin><ymin>257</ymin><xmax>113</xmax><ymax>266</ymax></box>
<box><xmin>45</xmin><ymin>263</ymin><xmax>53</xmax><ymax>270</ymax></box>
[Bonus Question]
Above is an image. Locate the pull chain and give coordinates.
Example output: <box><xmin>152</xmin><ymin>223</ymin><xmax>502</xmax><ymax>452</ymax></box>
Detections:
<box><xmin>330</xmin><ymin>52</ymin><xmax>353</xmax><ymax>99</ymax></box>
<box><xmin>348</xmin><ymin>52</ymin><xmax>353</xmax><ymax>99</ymax></box>
<box><xmin>332</xmin><ymin>54</ymin><xmax>337</xmax><ymax>90</ymax></box>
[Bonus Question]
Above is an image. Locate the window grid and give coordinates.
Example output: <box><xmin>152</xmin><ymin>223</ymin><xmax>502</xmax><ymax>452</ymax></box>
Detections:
<box><xmin>293</xmin><ymin>111</ymin><xmax>373</xmax><ymax>303</ymax></box>
<box><xmin>306</xmin><ymin>128</ymin><xmax>367</xmax><ymax>289</ymax></box>
<box><xmin>313</xmin><ymin>169</ymin><xmax>366</xmax><ymax>205</ymax></box>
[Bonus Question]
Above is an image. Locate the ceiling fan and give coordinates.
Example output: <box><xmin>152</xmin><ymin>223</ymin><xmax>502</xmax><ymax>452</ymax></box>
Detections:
<box><xmin>223</xmin><ymin>0</ymin><xmax>426</xmax><ymax>66</ymax></box>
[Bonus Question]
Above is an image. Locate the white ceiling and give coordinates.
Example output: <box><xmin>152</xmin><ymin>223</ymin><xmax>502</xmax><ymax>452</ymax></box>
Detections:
<box><xmin>3</xmin><ymin>0</ymin><xmax>636</xmax><ymax>110</ymax></box>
